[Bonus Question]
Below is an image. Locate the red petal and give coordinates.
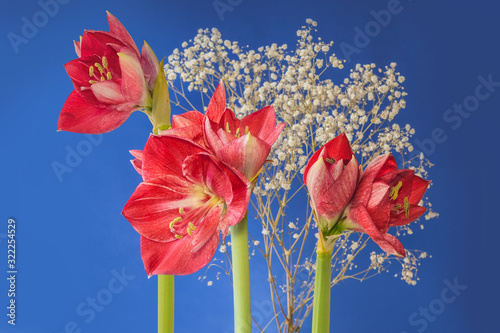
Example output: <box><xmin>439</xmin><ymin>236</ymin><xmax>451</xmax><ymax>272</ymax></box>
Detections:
<box><xmin>389</xmin><ymin>205</ymin><xmax>427</xmax><ymax>227</ymax></box>
<box><xmin>348</xmin><ymin>205</ymin><xmax>406</xmax><ymax>257</ymax></box>
<box><xmin>409</xmin><ymin>176</ymin><xmax>430</xmax><ymax>204</ymax></box>
<box><xmin>140</xmin><ymin>233</ymin><xmax>219</xmax><ymax>276</ymax></box>
<box><xmin>323</xmin><ymin>132</ymin><xmax>354</xmax><ymax>163</ymax></box>
<box><xmin>141</xmin><ymin>135</ymin><xmax>207</xmax><ymax>182</ymax></box>
<box><xmin>351</xmin><ymin>154</ymin><xmax>393</xmax><ymax>206</ymax></box>
<box><xmin>241</xmin><ymin>106</ymin><xmax>284</xmax><ymax>145</ymax></box>
<box><xmin>172</xmin><ymin>111</ymin><xmax>204</xmax><ymax>128</ymax></box>
<box><xmin>80</xmin><ymin>30</ymin><xmax>124</xmax><ymax>58</ymax></box>
<box><xmin>57</xmin><ymin>91</ymin><xmax>131</xmax><ymax>134</ymax></box>
<box><xmin>205</xmin><ymin>81</ymin><xmax>226</xmax><ymax>123</ymax></box>
<box><xmin>106</xmin><ymin>11</ymin><xmax>140</xmax><ymax>56</ymax></box>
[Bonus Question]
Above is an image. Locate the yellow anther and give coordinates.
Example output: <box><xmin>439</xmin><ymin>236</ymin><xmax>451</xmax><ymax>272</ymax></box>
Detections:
<box><xmin>175</xmin><ymin>234</ymin><xmax>183</xmax><ymax>239</ymax></box>
<box><xmin>225</xmin><ymin>122</ymin><xmax>231</xmax><ymax>133</ymax></box>
<box><xmin>235</xmin><ymin>128</ymin><xmax>241</xmax><ymax>138</ymax></box>
<box><xmin>89</xmin><ymin>66</ymin><xmax>95</xmax><ymax>77</ymax></box>
<box><xmin>245</xmin><ymin>126</ymin><xmax>249</xmax><ymax>134</ymax></box>
<box><xmin>100</xmin><ymin>76</ymin><xmax>105</xmax><ymax>82</ymax></box>
<box><xmin>325</xmin><ymin>157</ymin><xmax>336</xmax><ymax>164</ymax></box>
<box><xmin>106</xmin><ymin>72</ymin><xmax>112</xmax><ymax>80</ymax></box>
<box><xmin>179</xmin><ymin>207</ymin><xmax>184</xmax><ymax>214</ymax></box>
<box><xmin>404</xmin><ymin>197</ymin><xmax>410</xmax><ymax>219</ymax></box>
<box><xmin>389</xmin><ymin>181</ymin><xmax>403</xmax><ymax>200</ymax></box>
<box><xmin>187</xmin><ymin>228</ymin><xmax>193</xmax><ymax>236</ymax></box>
<box><xmin>169</xmin><ymin>220</ymin><xmax>176</xmax><ymax>229</ymax></box>
<box><xmin>173</xmin><ymin>217</ymin><xmax>182</xmax><ymax>223</ymax></box>
<box><xmin>393</xmin><ymin>204</ymin><xmax>402</xmax><ymax>211</ymax></box>
<box><xmin>188</xmin><ymin>222</ymin><xmax>196</xmax><ymax>230</ymax></box>
<box><xmin>102</xmin><ymin>56</ymin><xmax>108</xmax><ymax>69</ymax></box>
<box><xmin>95</xmin><ymin>63</ymin><xmax>105</xmax><ymax>73</ymax></box>
<box><xmin>89</xmin><ymin>80</ymin><xmax>98</xmax><ymax>84</ymax></box>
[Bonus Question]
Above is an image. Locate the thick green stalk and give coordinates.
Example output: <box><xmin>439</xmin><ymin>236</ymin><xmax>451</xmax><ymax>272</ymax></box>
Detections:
<box><xmin>311</xmin><ymin>250</ymin><xmax>333</xmax><ymax>333</ymax></box>
<box><xmin>230</xmin><ymin>212</ymin><xmax>252</xmax><ymax>333</ymax></box>
<box><xmin>158</xmin><ymin>275</ymin><xmax>175</xmax><ymax>333</ymax></box>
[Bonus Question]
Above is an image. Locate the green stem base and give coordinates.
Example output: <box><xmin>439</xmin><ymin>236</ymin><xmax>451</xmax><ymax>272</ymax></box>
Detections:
<box><xmin>311</xmin><ymin>251</ymin><xmax>332</xmax><ymax>333</ymax></box>
<box><xmin>230</xmin><ymin>212</ymin><xmax>252</xmax><ymax>333</ymax></box>
<box><xmin>158</xmin><ymin>275</ymin><xmax>174</xmax><ymax>333</ymax></box>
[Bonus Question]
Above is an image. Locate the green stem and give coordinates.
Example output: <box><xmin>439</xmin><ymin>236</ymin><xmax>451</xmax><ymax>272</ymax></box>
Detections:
<box><xmin>230</xmin><ymin>212</ymin><xmax>252</xmax><ymax>333</ymax></box>
<box><xmin>311</xmin><ymin>250</ymin><xmax>333</xmax><ymax>333</ymax></box>
<box><xmin>158</xmin><ymin>275</ymin><xmax>174</xmax><ymax>333</ymax></box>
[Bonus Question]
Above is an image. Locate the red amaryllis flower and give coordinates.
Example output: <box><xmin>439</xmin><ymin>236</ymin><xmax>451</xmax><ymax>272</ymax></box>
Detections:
<box><xmin>303</xmin><ymin>133</ymin><xmax>359</xmax><ymax>250</ymax></box>
<box><xmin>342</xmin><ymin>154</ymin><xmax>430</xmax><ymax>257</ymax></box>
<box><xmin>122</xmin><ymin>135</ymin><xmax>251</xmax><ymax>276</ymax></box>
<box><xmin>203</xmin><ymin>82</ymin><xmax>285</xmax><ymax>181</ymax></box>
<box><xmin>58</xmin><ymin>12</ymin><xmax>151</xmax><ymax>134</ymax></box>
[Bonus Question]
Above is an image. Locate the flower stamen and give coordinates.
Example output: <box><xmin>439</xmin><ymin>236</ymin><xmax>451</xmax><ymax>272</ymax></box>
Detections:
<box><xmin>389</xmin><ymin>181</ymin><xmax>403</xmax><ymax>200</ymax></box>
<box><xmin>404</xmin><ymin>197</ymin><xmax>410</xmax><ymax>219</ymax></box>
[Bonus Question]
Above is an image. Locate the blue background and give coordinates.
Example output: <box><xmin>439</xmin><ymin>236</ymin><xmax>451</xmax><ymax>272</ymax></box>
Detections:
<box><xmin>1</xmin><ymin>0</ymin><xmax>498</xmax><ymax>332</ymax></box>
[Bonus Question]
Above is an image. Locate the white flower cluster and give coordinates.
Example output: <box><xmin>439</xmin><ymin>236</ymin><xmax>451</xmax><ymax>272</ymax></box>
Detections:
<box><xmin>166</xmin><ymin>19</ymin><xmax>437</xmax><ymax>332</ymax></box>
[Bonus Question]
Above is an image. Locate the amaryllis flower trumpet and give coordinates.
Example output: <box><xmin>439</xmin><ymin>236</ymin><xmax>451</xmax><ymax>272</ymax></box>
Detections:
<box><xmin>58</xmin><ymin>12</ymin><xmax>152</xmax><ymax>134</ymax></box>
<box><xmin>341</xmin><ymin>154</ymin><xmax>430</xmax><ymax>257</ymax></box>
<box><xmin>203</xmin><ymin>82</ymin><xmax>286</xmax><ymax>181</ymax></box>
<box><xmin>122</xmin><ymin>135</ymin><xmax>251</xmax><ymax>276</ymax></box>
<box><xmin>303</xmin><ymin>133</ymin><xmax>359</xmax><ymax>252</ymax></box>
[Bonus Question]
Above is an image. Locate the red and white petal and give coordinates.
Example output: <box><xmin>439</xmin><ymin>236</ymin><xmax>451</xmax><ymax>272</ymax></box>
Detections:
<box><xmin>129</xmin><ymin>150</ymin><xmax>144</xmax><ymax>176</ymax></box>
<box><xmin>182</xmin><ymin>154</ymin><xmax>234</xmax><ymax>204</ymax></box>
<box><xmin>140</xmin><ymin>233</ymin><xmax>219</xmax><ymax>276</ymax></box>
<box><xmin>91</xmin><ymin>80</ymin><xmax>127</xmax><ymax>104</ymax></box>
<box><xmin>117</xmin><ymin>51</ymin><xmax>149</xmax><ymax>105</ymax></box>
<box><xmin>141</xmin><ymin>41</ymin><xmax>159</xmax><ymax>91</ymax></box>
<box><xmin>122</xmin><ymin>179</ymin><xmax>194</xmax><ymax>242</ymax></box>
<box><xmin>190</xmin><ymin>206</ymin><xmax>222</xmax><ymax>253</ymax></box>
<box><xmin>57</xmin><ymin>91</ymin><xmax>131</xmax><ymax>134</ymax></box>
<box><xmin>217</xmin><ymin>133</ymin><xmax>271</xmax><ymax>181</ymax></box>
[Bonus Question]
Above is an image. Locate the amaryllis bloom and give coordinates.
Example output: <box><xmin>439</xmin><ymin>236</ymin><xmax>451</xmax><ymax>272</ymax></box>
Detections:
<box><xmin>303</xmin><ymin>133</ymin><xmax>359</xmax><ymax>251</ymax></box>
<box><xmin>58</xmin><ymin>12</ymin><xmax>152</xmax><ymax>134</ymax></box>
<box><xmin>122</xmin><ymin>135</ymin><xmax>251</xmax><ymax>276</ymax></box>
<box><xmin>203</xmin><ymin>82</ymin><xmax>285</xmax><ymax>181</ymax></box>
<box><xmin>341</xmin><ymin>154</ymin><xmax>430</xmax><ymax>257</ymax></box>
